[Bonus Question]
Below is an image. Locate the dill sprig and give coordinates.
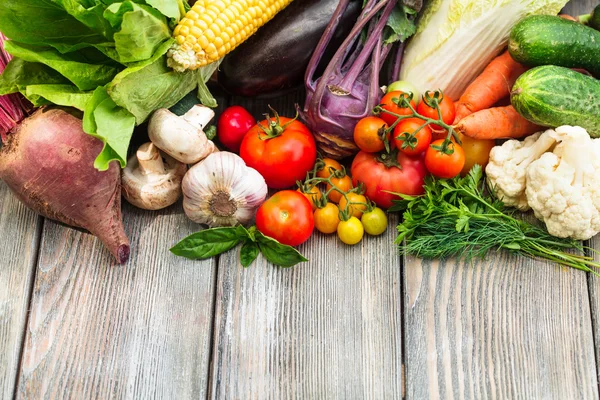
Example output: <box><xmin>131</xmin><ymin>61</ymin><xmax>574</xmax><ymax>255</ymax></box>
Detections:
<box><xmin>389</xmin><ymin>165</ymin><xmax>600</xmax><ymax>275</ymax></box>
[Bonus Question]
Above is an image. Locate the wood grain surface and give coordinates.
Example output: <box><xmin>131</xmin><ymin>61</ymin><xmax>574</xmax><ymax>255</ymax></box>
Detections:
<box><xmin>210</xmin><ymin>214</ymin><xmax>403</xmax><ymax>400</ymax></box>
<box><xmin>14</xmin><ymin>202</ymin><xmax>218</xmax><ymax>399</ymax></box>
<box><xmin>589</xmin><ymin>237</ymin><xmax>600</xmax><ymax>387</ymax></box>
<box><xmin>0</xmin><ymin>182</ymin><xmax>42</xmax><ymax>400</ymax></box>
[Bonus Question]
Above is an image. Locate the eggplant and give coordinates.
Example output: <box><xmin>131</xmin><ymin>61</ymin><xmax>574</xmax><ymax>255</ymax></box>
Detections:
<box><xmin>218</xmin><ymin>0</ymin><xmax>362</xmax><ymax>98</ymax></box>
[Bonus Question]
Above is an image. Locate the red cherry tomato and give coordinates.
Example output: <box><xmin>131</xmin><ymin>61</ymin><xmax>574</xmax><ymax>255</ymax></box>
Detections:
<box><xmin>351</xmin><ymin>151</ymin><xmax>427</xmax><ymax>209</ymax></box>
<box><xmin>240</xmin><ymin>115</ymin><xmax>317</xmax><ymax>189</ymax></box>
<box><xmin>256</xmin><ymin>190</ymin><xmax>315</xmax><ymax>247</ymax></box>
<box><xmin>417</xmin><ymin>92</ymin><xmax>456</xmax><ymax>131</ymax></box>
<box><xmin>217</xmin><ymin>106</ymin><xmax>256</xmax><ymax>153</ymax></box>
<box><xmin>425</xmin><ymin>139</ymin><xmax>466</xmax><ymax>179</ymax></box>
<box><xmin>379</xmin><ymin>91</ymin><xmax>417</xmax><ymax>127</ymax></box>
<box><xmin>393</xmin><ymin>118</ymin><xmax>432</xmax><ymax>155</ymax></box>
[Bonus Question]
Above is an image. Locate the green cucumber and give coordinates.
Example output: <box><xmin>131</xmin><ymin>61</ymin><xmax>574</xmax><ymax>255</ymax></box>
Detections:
<box><xmin>509</xmin><ymin>15</ymin><xmax>600</xmax><ymax>77</ymax></box>
<box><xmin>511</xmin><ymin>66</ymin><xmax>600</xmax><ymax>136</ymax></box>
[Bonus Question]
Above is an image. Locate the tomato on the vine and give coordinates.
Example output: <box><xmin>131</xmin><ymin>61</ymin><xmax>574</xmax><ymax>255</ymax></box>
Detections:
<box><xmin>353</xmin><ymin>116</ymin><xmax>388</xmax><ymax>153</ymax></box>
<box><xmin>361</xmin><ymin>207</ymin><xmax>388</xmax><ymax>236</ymax></box>
<box><xmin>425</xmin><ymin>139</ymin><xmax>466</xmax><ymax>179</ymax></box>
<box><xmin>240</xmin><ymin>113</ymin><xmax>317</xmax><ymax>189</ymax></box>
<box><xmin>327</xmin><ymin>174</ymin><xmax>352</xmax><ymax>203</ymax></box>
<box><xmin>351</xmin><ymin>150</ymin><xmax>427</xmax><ymax>209</ymax></box>
<box><xmin>338</xmin><ymin>192</ymin><xmax>368</xmax><ymax>219</ymax></box>
<box><xmin>217</xmin><ymin>106</ymin><xmax>256</xmax><ymax>153</ymax></box>
<box><xmin>393</xmin><ymin>118</ymin><xmax>432</xmax><ymax>155</ymax></box>
<box><xmin>297</xmin><ymin>185</ymin><xmax>321</xmax><ymax>211</ymax></box>
<box><xmin>417</xmin><ymin>92</ymin><xmax>456</xmax><ymax>131</ymax></box>
<box><xmin>337</xmin><ymin>217</ymin><xmax>364</xmax><ymax>245</ymax></box>
<box><xmin>316</xmin><ymin>158</ymin><xmax>343</xmax><ymax>179</ymax></box>
<box><xmin>379</xmin><ymin>91</ymin><xmax>417</xmax><ymax>126</ymax></box>
<box><xmin>256</xmin><ymin>190</ymin><xmax>314</xmax><ymax>247</ymax></box>
<box><xmin>314</xmin><ymin>203</ymin><xmax>340</xmax><ymax>234</ymax></box>
<box><xmin>386</xmin><ymin>80</ymin><xmax>420</xmax><ymax>101</ymax></box>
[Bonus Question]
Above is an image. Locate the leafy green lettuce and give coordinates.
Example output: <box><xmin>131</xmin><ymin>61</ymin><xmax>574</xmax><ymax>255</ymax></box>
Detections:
<box><xmin>0</xmin><ymin>0</ymin><xmax>218</xmax><ymax>171</ymax></box>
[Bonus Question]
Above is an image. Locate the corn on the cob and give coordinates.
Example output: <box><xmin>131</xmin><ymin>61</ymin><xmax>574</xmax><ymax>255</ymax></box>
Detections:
<box><xmin>167</xmin><ymin>0</ymin><xmax>294</xmax><ymax>72</ymax></box>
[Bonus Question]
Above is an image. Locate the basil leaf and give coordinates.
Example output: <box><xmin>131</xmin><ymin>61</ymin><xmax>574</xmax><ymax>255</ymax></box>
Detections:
<box><xmin>171</xmin><ymin>227</ymin><xmax>243</xmax><ymax>260</ymax></box>
<box><xmin>240</xmin><ymin>241</ymin><xmax>259</xmax><ymax>268</ymax></box>
<box><xmin>256</xmin><ymin>233</ymin><xmax>308</xmax><ymax>268</ymax></box>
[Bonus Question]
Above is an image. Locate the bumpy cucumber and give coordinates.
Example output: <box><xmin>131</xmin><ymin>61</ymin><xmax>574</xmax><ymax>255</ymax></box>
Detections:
<box><xmin>511</xmin><ymin>66</ymin><xmax>600</xmax><ymax>136</ymax></box>
<box><xmin>509</xmin><ymin>15</ymin><xmax>600</xmax><ymax>77</ymax></box>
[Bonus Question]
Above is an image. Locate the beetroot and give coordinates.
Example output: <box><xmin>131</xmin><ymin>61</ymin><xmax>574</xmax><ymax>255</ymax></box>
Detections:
<box><xmin>0</xmin><ymin>107</ymin><xmax>130</xmax><ymax>264</ymax></box>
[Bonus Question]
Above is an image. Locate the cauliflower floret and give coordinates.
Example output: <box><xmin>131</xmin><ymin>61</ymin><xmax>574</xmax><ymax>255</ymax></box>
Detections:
<box><xmin>485</xmin><ymin>130</ymin><xmax>557</xmax><ymax>210</ymax></box>
<box><xmin>525</xmin><ymin>126</ymin><xmax>600</xmax><ymax>240</ymax></box>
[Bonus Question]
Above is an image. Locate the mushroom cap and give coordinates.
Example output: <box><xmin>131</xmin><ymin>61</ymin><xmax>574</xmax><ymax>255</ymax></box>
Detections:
<box><xmin>122</xmin><ymin>143</ymin><xmax>187</xmax><ymax>211</ymax></box>
<box><xmin>148</xmin><ymin>107</ymin><xmax>215</xmax><ymax>164</ymax></box>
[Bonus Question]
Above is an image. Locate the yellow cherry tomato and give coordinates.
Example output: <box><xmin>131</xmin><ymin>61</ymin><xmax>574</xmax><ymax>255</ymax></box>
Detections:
<box><xmin>327</xmin><ymin>175</ymin><xmax>352</xmax><ymax>203</ymax></box>
<box><xmin>314</xmin><ymin>202</ymin><xmax>340</xmax><ymax>234</ymax></box>
<box><xmin>317</xmin><ymin>158</ymin><xmax>343</xmax><ymax>179</ymax></box>
<box><xmin>338</xmin><ymin>192</ymin><xmax>368</xmax><ymax>218</ymax></box>
<box><xmin>297</xmin><ymin>185</ymin><xmax>322</xmax><ymax>211</ymax></box>
<box><xmin>337</xmin><ymin>216</ymin><xmax>365</xmax><ymax>245</ymax></box>
<box><xmin>361</xmin><ymin>207</ymin><xmax>388</xmax><ymax>236</ymax></box>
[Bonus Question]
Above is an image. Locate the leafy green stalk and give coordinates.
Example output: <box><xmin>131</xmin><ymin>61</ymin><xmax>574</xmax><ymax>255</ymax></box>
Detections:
<box><xmin>391</xmin><ymin>165</ymin><xmax>600</xmax><ymax>275</ymax></box>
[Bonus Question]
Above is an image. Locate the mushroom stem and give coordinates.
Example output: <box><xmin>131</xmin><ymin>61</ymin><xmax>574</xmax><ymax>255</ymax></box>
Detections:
<box><xmin>183</xmin><ymin>105</ymin><xmax>215</xmax><ymax>130</ymax></box>
<box><xmin>137</xmin><ymin>142</ymin><xmax>165</xmax><ymax>177</ymax></box>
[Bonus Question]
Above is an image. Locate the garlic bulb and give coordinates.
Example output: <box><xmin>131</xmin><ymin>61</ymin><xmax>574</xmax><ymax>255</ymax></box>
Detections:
<box><xmin>182</xmin><ymin>152</ymin><xmax>268</xmax><ymax>227</ymax></box>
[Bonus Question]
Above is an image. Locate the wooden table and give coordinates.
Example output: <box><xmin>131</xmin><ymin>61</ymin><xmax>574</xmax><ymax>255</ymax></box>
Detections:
<box><xmin>2</xmin><ymin>1</ymin><xmax>599</xmax><ymax>398</ymax></box>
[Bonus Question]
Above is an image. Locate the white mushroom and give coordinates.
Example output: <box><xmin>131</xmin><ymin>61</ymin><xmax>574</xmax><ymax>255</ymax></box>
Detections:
<box><xmin>122</xmin><ymin>142</ymin><xmax>187</xmax><ymax>210</ymax></box>
<box><xmin>148</xmin><ymin>105</ymin><xmax>218</xmax><ymax>165</ymax></box>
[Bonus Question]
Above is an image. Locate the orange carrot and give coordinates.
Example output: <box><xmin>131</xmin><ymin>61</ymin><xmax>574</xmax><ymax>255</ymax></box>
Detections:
<box><xmin>453</xmin><ymin>105</ymin><xmax>542</xmax><ymax>140</ymax></box>
<box><xmin>453</xmin><ymin>51</ymin><xmax>527</xmax><ymax>122</ymax></box>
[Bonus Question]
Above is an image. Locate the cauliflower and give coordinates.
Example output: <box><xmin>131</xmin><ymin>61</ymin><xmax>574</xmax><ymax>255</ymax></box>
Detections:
<box><xmin>485</xmin><ymin>130</ymin><xmax>557</xmax><ymax>210</ymax></box>
<box><xmin>526</xmin><ymin>126</ymin><xmax>600</xmax><ymax>240</ymax></box>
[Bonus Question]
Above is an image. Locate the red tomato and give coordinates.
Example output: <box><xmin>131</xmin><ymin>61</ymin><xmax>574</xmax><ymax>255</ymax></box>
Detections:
<box><xmin>393</xmin><ymin>118</ymin><xmax>432</xmax><ymax>155</ymax></box>
<box><xmin>240</xmin><ymin>116</ymin><xmax>317</xmax><ymax>189</ymax></box>
<box><xmin>353</xmin><ymin>116</ymin><xmax>388</xmax><ymax>153</ymax></box>
<box><xmin>256</xmin><ymin>190</ymin><xmax>315</xmax><ymax>247</ymax></box>
<box><xmin>417</xmin><ymin>92</ymin><xmax>456</xmax><ymax>131</ymax></box>
<box><xmin>351</xmin><ymin>151</ymin><xmax>427</xmax><ymax>209</ymax></box>
<box><xmin>217</xmin><ymin>106</ymin><xmax>255</xmax><ymax>153</ymax></box>
<box><xmin>379</xmin><ymin>91</ymin><xmax>417</xmax><ymax>127</ymax></box>
<box><xmin>425</xmin><ymin>139</ymin><xmax>466</xmax><ymax>179</ymax></box>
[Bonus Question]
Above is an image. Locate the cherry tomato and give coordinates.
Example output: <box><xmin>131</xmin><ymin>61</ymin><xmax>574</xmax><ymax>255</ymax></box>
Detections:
<box><xmin>425</xmin><ymin>139</ymin><xmax>466</xmax><ymax>179</ymax></box>
<box><xmin>458</xmin><ymin>133</ymin><xmax>495</xmax><ymax>176</ymax></box>
<box><xmin>351</xmin><ymin>151</ymin><xmax>427</xmax><ymax>209</ymax></box>
<box><xmin>387</xmin><ymin>80</ymin><xmax>420</xmax><ymax>101</ymax></box>
<box><xmin>317</xmin><ymin>158</ymin><xmax>343</xmax><ymax>179</ymax></box>
<box><xmin>217</xmin><ymin>106</ymin><xmax>256</xmax><ymax>153</ymax></box>
<box><xmin>379</xmin><ymin>91</ymin><xmax>417</xmax><ymax>127</ymax></box>
<box><xmin>353</xmin><ymin>116</ymin><xmax>388</xmax><ymax>153</ymax></box>
<box><xmin>256</xmin><ymin>190</ymin><xmax>314</xmax><ymax>247</ymax></box>
<box><xmin>314</xmin><ymin>203</ymin><xmax>340</xmax><ymax>234</ymax></box>
<box><xmin>338</xmin><ymin>192</ymin><xmax>368</xmax><ymax>218</ymax></box>
<box><xmin>240</xmin><ymin>115</ymin><xmax>317</xmax><ymax>189</ymax></box>
<box><xmin>297</xmin><ymin>185</ymin><xmax>322</xmax><ymax>211</ymax></box>
<box><xmin>337</xmin><ymin>217</ymin><xmax>364</xmax><ymax>245</ymax></box>
<box><xmin>327</xmin><ymin>174</ymin><xmax>352</xmax><ymax>203</ymax></box>
<box><xmin>393</xmin><ymin>118</ymin><xmax>432</xmax><ymax>155</ymax></box>
<box><xmin>361</xmin><ymin>207</ymin><xmax>388</xmax><ymax>236</ymax></box>
<box><xmin>417</xmin><ymin>92</ymin><xmax>456</xmax><ymax>131</ymax></box>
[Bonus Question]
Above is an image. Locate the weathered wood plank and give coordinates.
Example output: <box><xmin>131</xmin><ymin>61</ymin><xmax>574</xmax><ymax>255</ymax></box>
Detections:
<box><xmin>14</xmin><ymin>201</ymin><xmax>217</xmax><ymax>399</ymax></box>
<box><xmin>404</xmin><ymin>254</ymin><xmax>597</xmax><ymax>399</ymax></box>
<box><xmin>0</xmin><ymin>182</ymin><xmax>42</xmax><ymax>400</ymax></box>
<box><xmin>590</xmin><ymin>241</ymin><xmax>600</xmax><ymax>388</ymax></box>
<box><xmin>210</xmin><ymin>214</ymin><xmax>402</xmax><ymax>399</ymax></box>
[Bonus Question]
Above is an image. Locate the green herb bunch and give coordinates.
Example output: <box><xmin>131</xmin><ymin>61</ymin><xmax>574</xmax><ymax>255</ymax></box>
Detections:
<box><xmin>389</xmin><ymin>165</ymin><xmax>600</xmax><ymax>275</ymax></box>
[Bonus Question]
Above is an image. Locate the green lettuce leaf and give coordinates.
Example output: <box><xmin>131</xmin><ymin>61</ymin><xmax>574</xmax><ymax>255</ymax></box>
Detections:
<box><xmin>25</xmin><ymin>84</ymin><xmax>93</xmax><ymax>110</ymax></box>
<box><xmin>3</xmin><ymin>41</ymin><xmax>121</xmax><ymax>91</ymax></box>
<box><xmin>104</xmin><ymin>2</ymin><xmax>171</xmax><ymax>63</ymax></box>
<box><xmin>83</xmin><ymin>87</ymin><xmax>135</xmax><ymax>170</ymax></box>
<box><xmin>144</xmin><ymin>0</ymin><xmax>182</xmax><ymax>19</ymax></box>
<box><xmin>0</xmin><ymin>57</ymin><xmax>70</xmax><ymax>95</ymax></box>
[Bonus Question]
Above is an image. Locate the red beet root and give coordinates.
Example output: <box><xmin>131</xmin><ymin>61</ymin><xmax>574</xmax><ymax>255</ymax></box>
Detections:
<box><xmin>0</xmin><ymin>107</ymin><xmax>130</xmax><ymax>264</ymax></box>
